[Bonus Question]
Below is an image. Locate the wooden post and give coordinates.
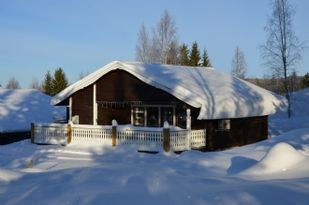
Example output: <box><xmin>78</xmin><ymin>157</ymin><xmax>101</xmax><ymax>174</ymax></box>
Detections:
<box><xmin>67</xmin><ymin>123</ymin><xmax>72</xmax><ymax>144</ymax></box>
<box><xmin>163</xmin><ymin>121</ymin><xmax>170</xmax><ymax>152</ymax></box>
<box><xmin>186</xmin><ymin>109</ymin><xmax>192</xmax><ymax>150</ymax></box>
<box><xmin>186</xmin><ymin>109</ymin><xmax>191</xmax><ymax>130</ymax></box>
<box><xmin>112</xmin><ymin>120</ymin><xmax>117</xmax><ymax>146</ymax></box>
<box><xmin>31</xmin><ymin>123</ymin><xmax>35</xmax><ymax>144</ymax></box>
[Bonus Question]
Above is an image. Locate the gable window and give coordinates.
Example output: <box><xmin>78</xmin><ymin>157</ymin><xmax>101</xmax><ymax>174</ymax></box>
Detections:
<box><xmin>218</xmin><ymin>119</ymin><xmax>230</xmax><ymax>130</ymax></box>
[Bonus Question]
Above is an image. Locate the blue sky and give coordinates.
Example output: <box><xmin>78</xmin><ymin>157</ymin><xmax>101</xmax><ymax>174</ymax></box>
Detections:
<box><xmin>0</xmin><ymin>0</ymin><xmax>308</xmax><ymax>88</ymax></box>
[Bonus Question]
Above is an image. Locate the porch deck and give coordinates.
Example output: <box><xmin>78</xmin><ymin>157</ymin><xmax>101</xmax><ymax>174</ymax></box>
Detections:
<box><xmin>31</xmin><ymin>123</ymin><xmax>206</xmax><ymax>152</ymax></box>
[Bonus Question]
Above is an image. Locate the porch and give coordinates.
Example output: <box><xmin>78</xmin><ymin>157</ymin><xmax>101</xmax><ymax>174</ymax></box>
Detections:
<box><xmin>31</xmin><ymin>122</ymin><xmax>206</xmax><ymax>152</ymax></box>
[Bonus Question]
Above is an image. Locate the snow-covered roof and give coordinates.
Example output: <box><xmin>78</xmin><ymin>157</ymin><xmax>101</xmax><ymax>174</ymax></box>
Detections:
<box><xmin>0</xmin><ymin>89</ymin><xmax>65</xmax><ymax>132</ymax></box>
<box><xmin>52</xmin><ymin>61</ymin><xmax>283</xmax><ymax>119</ymax></box>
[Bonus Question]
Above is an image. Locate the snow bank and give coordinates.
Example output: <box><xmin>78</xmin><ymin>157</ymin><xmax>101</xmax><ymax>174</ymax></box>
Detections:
<box><xmin>239</xmin><ymin>142</ymin><xmax>309</xmax><ymax>179</ymax></box>
<box><xmin>0</xmin><ymin>88</ymin><xmax>66</xmax><ymax>132</ymax></box>
<box><xmin>0</xmin><ymin>169</ymin><xmax>23</xmax><ymax>182</ymax></box>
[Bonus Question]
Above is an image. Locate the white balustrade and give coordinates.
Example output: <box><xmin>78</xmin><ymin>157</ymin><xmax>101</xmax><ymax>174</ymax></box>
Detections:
<box><xmin>32</xmin><ymin>123</ymin><xmax>206</xmax><ymax>151</ymax></box>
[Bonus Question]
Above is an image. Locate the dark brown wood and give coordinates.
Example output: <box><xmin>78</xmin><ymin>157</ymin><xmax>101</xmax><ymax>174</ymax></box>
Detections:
<box><xmin>72</xmin><ymin>85</ymin><xmax>93</xmax><ymax>125</ymax></box>
<box><xmin>112</xmin><ymin>125</ymin><xmax>117</xmax><ymax>146</ymax></box>
<box><xmin>67</xmin><ymin>124</ymin><xmax>72</xmax><ymax>144</ymax></box>
<box><xmin>163</xmin><ymin>128</ymin><xmax>170</xmax><ymax>152</ymax></box>
<box><xmin>96</xmin><ymin>70</ymin><xmax>184</xmax><ymax>103</ymax></box>
<box><xmin>95</xmin><ymin>70</ymin><xmax>190</xmax><ymax>126</ymax></box>
<box><xmin>201</xmin><ymin>115</ymin><xmax>268</xmax><ymax>151</ymax></box>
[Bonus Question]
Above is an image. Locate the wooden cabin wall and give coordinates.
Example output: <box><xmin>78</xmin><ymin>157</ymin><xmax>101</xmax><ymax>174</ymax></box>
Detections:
<box><xmin>193</xmin><ymin>115</ymin><xmax>268</xmax><ymax>151</ymax></box>
<box><xmin>95</xmin><ymin>70</ymin><xmax>189</xmax><ymax>125</ymax></box>
<box><xmin>96</xmin><ymin>69</ymin><xmax>186</xmax><ymax>103</ymax></box>
<box><xmin>72</xmin><ymin>86</ymin><xmax>93</xmax><ymax>124</ymax></box>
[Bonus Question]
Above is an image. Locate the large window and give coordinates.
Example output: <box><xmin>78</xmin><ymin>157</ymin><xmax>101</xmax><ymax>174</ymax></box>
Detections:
<box><xmin>132</xmin><ymin>105</ymin><xmax>175</xmax><ymax>127</ymax></box>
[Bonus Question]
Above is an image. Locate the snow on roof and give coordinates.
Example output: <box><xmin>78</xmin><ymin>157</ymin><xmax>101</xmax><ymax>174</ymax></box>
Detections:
<box><xmin>52</xmin><ymin>61</ymin><xmax>283</xmax><ymax>119</ymax></box>
<box><xmin>0</xmin><ymin>89</ymin><xmax>65</xmax><ymax>132</ymax></box>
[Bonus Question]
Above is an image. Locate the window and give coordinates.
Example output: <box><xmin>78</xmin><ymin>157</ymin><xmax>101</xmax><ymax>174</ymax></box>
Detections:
<box><xmin>160</xmin><ymin>107</ymin><xmax>174</xmax><ymax>127</ymax></box>
<box><xmin>133</xmin><ymin>107</ymin><xmax>145</xmax><ymax>126</ymax></box>
<box><xmin>218</xmin><ymin>119</ymin><xmax>230</xmax><ymax>130</ymax></box>
<box><xmin>131</xmin><ymin>105</ymin><xmax>175</xmax><ymax>127</ymax></box>
<box><xmin>147</xmin><ymin>107</ymin><xmax>159</xmax><ymax>127</ymax></box>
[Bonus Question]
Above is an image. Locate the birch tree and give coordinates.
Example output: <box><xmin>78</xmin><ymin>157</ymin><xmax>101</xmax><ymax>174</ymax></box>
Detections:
<box><xmin>155</xmin><ymin>10</ymin><xmax>177</xmax><ymax>64</ymax></box>
<box><xmin>261</xmin><ymin>0</ymin><xmax>304</xmax><ymax>117</ymax></box>
<box><xmin>231</xmin><ymin>46</ymin><xmax>247</xmax><ymax>79</ymax></box>
<box><xmin>135</xmin><ymin>10</ymin><xmax>178</xmax><ymax>64</ymax></box>
<box><xmin>136</xmin><ymin>23</ymin><xmax>151</xmax><ymax>63</ymax></box>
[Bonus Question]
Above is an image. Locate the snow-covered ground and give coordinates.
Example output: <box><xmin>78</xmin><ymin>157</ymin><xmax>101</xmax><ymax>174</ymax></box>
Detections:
<box><xmin>0</xmin><ymin>89</ymin><xmax>65</xmax><ymax>132</ymax></box>
<box><xmin>0</xmin><ymin>89</ymin><xmax>308</xmax><ymax>205</ymax></box>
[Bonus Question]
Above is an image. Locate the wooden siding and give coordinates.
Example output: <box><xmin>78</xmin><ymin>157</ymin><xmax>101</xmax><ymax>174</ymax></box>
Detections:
<box><xmin>201</xmin><ymin>115</ymin><xmax>268</xmax><ymax>151</ymax></box>
<box><xmin>96</xmin><ymin>69</ymin><xmax>185</xmax><ymax>103</ymax></box>
<box><xmin>72</xmin><ymin>85</ymin><xmax>93</xmax><ymax>125</ymax></box>
<box><xmin>95</xmin><ymin>70</ymin><xmax>189</xmax><ymax>125</ymax></box>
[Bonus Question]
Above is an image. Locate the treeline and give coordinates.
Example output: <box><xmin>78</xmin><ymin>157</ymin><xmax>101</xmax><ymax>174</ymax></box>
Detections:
<box><xmin>3</xmin><ymin>68</ymin><xmax>68</xmax><ymax>96</ymax></box>
<box><xmin>248</xmin><ymin>72</ymin><xmax>309</xmax><ymax>94</ymax></box>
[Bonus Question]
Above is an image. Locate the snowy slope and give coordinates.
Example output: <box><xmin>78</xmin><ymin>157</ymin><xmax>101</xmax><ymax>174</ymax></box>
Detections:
<box><xmin>52</xmin><ymin>61</ymin><xmax>283</xmax><ymax>119</ymax></box>
<box><xmin>269</xmin><ymin>88</ymin><xmax>309</xmax><ymax>135</ymax></box>
<box><xmin>0</xmin><ymin>89</ymin><xmax>65</xmax><ymax>132</ymax></box>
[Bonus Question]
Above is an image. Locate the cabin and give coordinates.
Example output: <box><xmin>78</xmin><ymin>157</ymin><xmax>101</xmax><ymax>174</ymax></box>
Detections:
<box><xmin>51</xmin><ymin>61</ymin><xmax>282</xmax><ymax>150</ymax></box>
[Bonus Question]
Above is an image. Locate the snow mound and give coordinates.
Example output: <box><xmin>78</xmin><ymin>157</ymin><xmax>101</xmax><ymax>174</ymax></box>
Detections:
<box><xmin>0</xmin><ymin>88</ymin><xmax>66</xmax><ymax>132</ymax></box>
<box><xmin>239</xmin><ymin>142</ymin><xmax>309</xmax><ymax>179</ymax></box>
<box><xmin>0</xmin><ymin>169</ymin><xmax>23</xmax><ymax>182</ymax></box>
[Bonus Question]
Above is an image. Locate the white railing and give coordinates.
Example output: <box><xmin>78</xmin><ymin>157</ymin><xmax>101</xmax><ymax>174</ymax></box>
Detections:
<box><xmin>117</xmin><ymin>130</ymin><xmax>162</xmax><ymax>151</ymax></box>
<box><xmin>32</xmin><ymin>123</ymin><xmax>206</xmax><ymax>151</ymax></box>
<box><xmin>191</xmin><ymin>129</ymin><xmax>207</xmax><ymax>149</ymax></box>
<box><xmin>170</xmin><ymin>130</ymin><xmax>190</xmax><ymax>151</ymax></box>
<box><xmin>72</xmin><ymin>124</ymin><xmax>112</xmax><ymax>143</ymax></box>
<box><xmin>33</xmin><ymin>123</ymin><xmax>68</xmax><ymax>145</ymax></box>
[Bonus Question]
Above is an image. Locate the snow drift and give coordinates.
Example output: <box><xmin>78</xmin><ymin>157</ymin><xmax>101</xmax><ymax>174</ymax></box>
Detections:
<box><xmin>239</xmin><ymin>142</ymin><xmax>309</xmax><ymax>179</ymax></box>
<box><xmin>0</xmin><ymin>88</ymin><xmax>65</xmax><ymax>132</ymax></box>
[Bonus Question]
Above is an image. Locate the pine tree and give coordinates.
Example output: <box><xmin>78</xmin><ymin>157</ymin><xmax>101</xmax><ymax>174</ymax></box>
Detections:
<box><xmin>201</xmin><ymin>49</ymin><xmax>212</xmax><ymax>67</ymax></box>
<box><xmin>301</xmin><ymin>73</ymin><xmax>309</xmax><ymax>89</ymax></box>
<box><xmin>52</xmin><ymin>67</ymin><xmax>68</xmax><ymax>96</ymax></box>
<box><xmin>179</xmin><ymin>44</ymin><xmax>190</xmax><ymax>65</ymax></box>
<box><xmin>189</xmin><ymin>42</ymin><xmax>200</xmax><ymax>66</ymax></box>
<box><xmin>42</xmin><ymin>70</ymin><xmax>53</xmax><ymax>96</ymax></box>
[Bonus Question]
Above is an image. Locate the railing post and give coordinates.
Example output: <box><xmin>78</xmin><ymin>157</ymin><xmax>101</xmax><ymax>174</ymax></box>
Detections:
<box><xmin>112</xmin><ymin>120</ymin><xmax>117</xmax><ymax>146</ymax></box>
<box><xmin>67</xmin><ymin>123</ymin><xmax>72</xmax><ymax>144</ymax></box>
<box><xmin>186</xmin><ymin>109</ymin><xmax>192</xmax><ymax>150</ymax></box>
<box><xmin>186</xmin><ymin>109</ymin><xmax>191</xmax><ymax>130</ymax></box>
<box><xmin>163</xmin><ymin>121</ymin><xmax>170</xmax><ymax>152</ymax></box>
<box><xmin>31</xmin><ymin>123</ymin><xmax>35</xmax><ymax>144</ymax></box>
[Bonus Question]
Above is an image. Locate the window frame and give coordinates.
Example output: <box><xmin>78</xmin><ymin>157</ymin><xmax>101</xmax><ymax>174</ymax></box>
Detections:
<box><xmin>218</xmin><ymin>119</ymin><xmax>231</xmax><ymax>130</ymax></box>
